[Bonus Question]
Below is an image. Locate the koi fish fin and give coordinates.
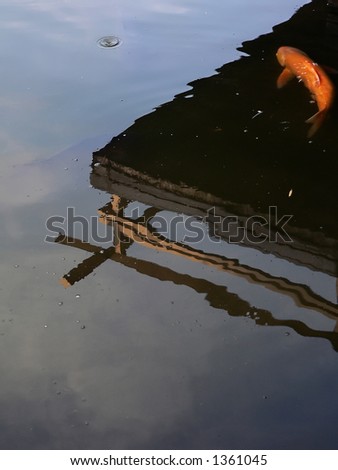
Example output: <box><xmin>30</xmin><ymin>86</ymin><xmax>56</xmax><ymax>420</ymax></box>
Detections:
<box><xmin>305</xmin><ymin>109</ymin><xmax>326</xmax><ymax>138</ymax></box>
<box><xmin>277</xmin><ymin>68</ymin><xmax>295</xmax><ymax>88</ymax></box>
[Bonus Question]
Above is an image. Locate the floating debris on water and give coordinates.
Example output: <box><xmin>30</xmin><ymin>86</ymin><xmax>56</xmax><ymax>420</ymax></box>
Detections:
<box><xmin>97</xmin><ymin>36</ymin><xmax>121</xmax><ymax>48</ymax></box>
<box><xmin>252</xmin><ymin>110</ymin><xmax>263</xmax><ymax>119</ymax></box>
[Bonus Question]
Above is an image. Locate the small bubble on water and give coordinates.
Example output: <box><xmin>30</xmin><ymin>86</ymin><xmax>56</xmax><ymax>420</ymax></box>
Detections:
<box><xmin>14</xmin><ymin>264</ymin><xmax>19</xmax><ymax>268</ymax></box>
<box><xmin>58</xmin><ymin>302</ymin><xmax>63</xmax><ymax>306</ymax></box>
<box><xmin>97</xmin><ymin>35</ymin><xmax>121</xmax><ymax>48</ymax></box>
<box><xmin>75</xmin><ymin>294</ymin><xmax>81</xmax><ymax>299</ymax></box>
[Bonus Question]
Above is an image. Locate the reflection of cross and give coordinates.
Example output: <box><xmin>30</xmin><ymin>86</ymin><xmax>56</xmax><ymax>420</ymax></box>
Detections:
<box><xmin>56</xmin><ymin>232</ymin><xmax>338</xmax><ymax>351</ymax></box>
<box><xmin>56</xmin><ymin>193</ymin><xmax>338</xmax><ymax>338</ymax></box>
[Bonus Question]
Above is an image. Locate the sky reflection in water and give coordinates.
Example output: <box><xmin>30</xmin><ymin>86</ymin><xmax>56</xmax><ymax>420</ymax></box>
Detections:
<box><xmin>0</xmin><ymin>0</ymin><xmax>338</xmax><ymax>450</ymax></box>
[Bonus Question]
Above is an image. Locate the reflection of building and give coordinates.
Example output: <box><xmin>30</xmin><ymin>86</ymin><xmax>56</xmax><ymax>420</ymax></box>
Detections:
<box><xmin>56</xmin><ymin>177</ymin><xmax>338</xmax><ymax>349</ymax></box>
<box><xmin>57</xmin><ymin>0</ymin><xmax>338</xmax><ymax>349</ymax></box>
<box><xmin>55</xmin><ymin>160</ymin><xmax>338</xmax><ymax>350</ymax></box>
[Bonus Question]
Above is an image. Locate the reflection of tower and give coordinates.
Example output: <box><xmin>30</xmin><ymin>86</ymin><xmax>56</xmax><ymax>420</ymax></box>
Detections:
<box><xmin>106</xmin><ymin>195</ymin><xmax>131</xmax><ymax>255</ymax></box>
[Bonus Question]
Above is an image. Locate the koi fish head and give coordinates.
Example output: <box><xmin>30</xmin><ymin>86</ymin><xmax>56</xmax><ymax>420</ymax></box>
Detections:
<box><xmin>276</xmin><ymin>47</ymin><xmax>287</xmax><ymax>66</ymax></box>
<box><xmin>276</xmin><ymin>46</ymin><xmax>308</xmax><ymax>67</ymax></box>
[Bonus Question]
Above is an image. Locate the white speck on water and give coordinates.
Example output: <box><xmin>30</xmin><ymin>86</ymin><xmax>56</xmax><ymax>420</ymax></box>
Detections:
<box><xmin>252</xmin><ymin>110</ymin><xmax>263</xmax><ymax>120</ymax></box>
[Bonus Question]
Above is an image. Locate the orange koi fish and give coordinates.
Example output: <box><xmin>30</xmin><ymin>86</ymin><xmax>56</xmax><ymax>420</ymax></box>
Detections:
<box><xmin>276</xmin><ymin>46</ymin><xmax>335</xmax><ymax>137</ymax></box>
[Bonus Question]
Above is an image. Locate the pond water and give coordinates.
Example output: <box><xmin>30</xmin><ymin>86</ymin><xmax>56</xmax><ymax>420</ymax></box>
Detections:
<box><xmin>1</xmin><ymin>0</ymin><xmax>338</xmax><ymax>450</ymax></box>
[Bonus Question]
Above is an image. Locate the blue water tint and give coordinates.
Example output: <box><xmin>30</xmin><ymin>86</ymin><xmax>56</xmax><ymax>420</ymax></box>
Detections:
<box><xmin>1</xmin><ymin>0</ymin><xmax>338</xmax><ymax>451</ymax></box>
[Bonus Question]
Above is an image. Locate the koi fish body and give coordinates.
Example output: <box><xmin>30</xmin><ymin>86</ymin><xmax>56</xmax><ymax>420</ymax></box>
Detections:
<box><xmin>276</xmin><ymin>46</ymin><xmax>335</xmax><ymax>137</ymax></box>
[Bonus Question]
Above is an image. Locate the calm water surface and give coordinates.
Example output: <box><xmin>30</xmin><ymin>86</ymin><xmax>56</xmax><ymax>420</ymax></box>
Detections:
<box><xmin>1</xmin><ymin>0</ymin><xmax>338</xmax><ymax>449</ymax></box>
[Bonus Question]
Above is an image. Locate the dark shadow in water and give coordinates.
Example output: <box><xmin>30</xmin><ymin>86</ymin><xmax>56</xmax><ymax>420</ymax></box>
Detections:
<box><xmin>93</xmin><ymin>0</ymin><xmax>338</xmax><ymax>240</ymax></box>
<box><xmin>57</xmin><ymin>0</ymin><xmax>338</xmax><ymax>350</ymax></box>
